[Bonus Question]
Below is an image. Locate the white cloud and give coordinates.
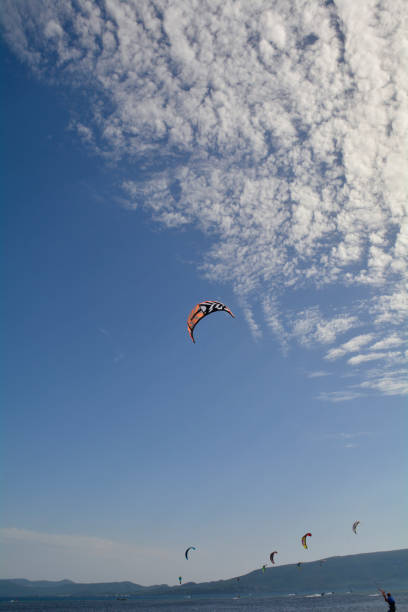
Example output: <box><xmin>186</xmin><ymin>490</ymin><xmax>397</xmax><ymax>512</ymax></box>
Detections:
<box><xmin>243</xmin><ymin>306</ymin><xmax>262</xmax><ymax>341</ymax></box>
<box><xmin>349</xmin><ymin>350</ymin><xmax>403</xmax><ymax>366</ymax></box>
<box><xmin>341</xmin><ymin>334</ymin><xmax>375</xmax><ymax>353</ymax></box>
<box><xmin>44</xmin><ymin>20</ymin><xmax>63</xmax><ymax>40</ymax></box>
<box><xmin>360</xmin><ymin>368</ymin><xmax>408</xmax><ymax>396</ymax></box>
<box><xmin>317</xmin><ymin>390</ymin><xmax>362</xmax><ymax>403</ymax></box>
<box><xmin>369</xmin><ymin>334</ymin><xmax>405</xmax><ymax>351</ymax></box>
<box><xmin>336</xmin><ymin>432</ymin><xmax>371</xmax><ymax>440</ymax></box>
<box><xmin>1</xmin><ymin>0</ymin><xmax>406</xmax><ymax>396</ymax></box>
<box><xmin>321</xmin><ymin>431</ymin><xmax>372</xmax><ymax>443</ymax></box>
<box><xmin>371</xmin><ymin>289</ymin><xmax>408</xmax><ymax>325</ymax></box>
<box><xmin>262</xmin><ymin>296</ymin><xmax>289</xmax><ymax>351</ymax></box>
<box><xmin>325</xmin><ymin>334</ymin><xmax>374</xmax><ymax>360</ymax></box>
<box><xmin>348</xmin><ymin>352</ymin><xmax>387</xmax><ymax>366</ymax></box>
<box><xmin>292</xmin><ymin>307</ymin><xmax>357</xmax><ymax>347</ymax></box>
<box><xmin>307</xmin><ymin>370</ymin><xmax>330</xmax><ymax>379</ymax></box>
<box><xmin>325</xmin><ymin>347</ymin><xmax>347</xmax><ymax>361</ymax></box>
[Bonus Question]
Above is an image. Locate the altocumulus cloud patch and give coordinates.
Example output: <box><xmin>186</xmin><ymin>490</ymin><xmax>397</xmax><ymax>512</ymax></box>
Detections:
<box><xmin>1</xmin><ymin>0</ymin><xmax>406</xmax><ymax>397</ymax></box>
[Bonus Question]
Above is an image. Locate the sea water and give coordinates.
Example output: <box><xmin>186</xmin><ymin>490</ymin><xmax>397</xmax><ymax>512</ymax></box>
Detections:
<box><xmin>1</xmin><ymin>592</ymin><xmax>407</xmax><ymax>611</ymax></box>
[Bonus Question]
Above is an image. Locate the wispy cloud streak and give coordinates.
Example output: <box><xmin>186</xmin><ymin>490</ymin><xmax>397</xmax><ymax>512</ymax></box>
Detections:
<box><xmin>0</xmin><ymin>527</ymin><xmax>167</xmax><ymax>559</ymax></box>
<box><xmin>317</xmin><ymin>390</ymin><xmax>362</xmax><ymax>403</ymax></box>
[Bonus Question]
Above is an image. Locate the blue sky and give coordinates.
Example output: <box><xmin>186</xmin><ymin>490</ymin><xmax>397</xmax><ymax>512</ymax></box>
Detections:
<box><xmin>1</xmin><ymin>0</ymin><xmax>407</xmax><ymax>586</ymax></box>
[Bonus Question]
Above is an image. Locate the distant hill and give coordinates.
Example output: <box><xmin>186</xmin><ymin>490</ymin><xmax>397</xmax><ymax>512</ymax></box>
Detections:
<box><xmin>171</xmin><ymin>549</ymin><xmax>408</xmax><ymax>597</ymax></box>
<box><xmin>0</xmin><ymin>580</ymin><xmax>148</xmax><ymax>598</ymax></box>
<box><xmin>1</xmin><ymin>549</ymin><xmax>407</xmax><ymax>598</ymax></box>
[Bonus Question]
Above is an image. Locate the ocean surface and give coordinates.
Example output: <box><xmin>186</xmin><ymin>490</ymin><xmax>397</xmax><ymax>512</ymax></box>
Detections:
<box><xmin>1</xmin><ymin>592</ymin><xmax>407</xmax><ymax>611</ymax></box>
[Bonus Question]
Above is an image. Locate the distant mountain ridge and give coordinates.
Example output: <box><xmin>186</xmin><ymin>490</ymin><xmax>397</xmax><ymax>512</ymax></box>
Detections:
<box><xmin>1</xmin><ymin>549</ymin><xmax>407</xmax><ymax>598</ymax></box>
<box><xmin>8</xmin><ymin>579</ymin><xmax>74</xmax><ymax>588</ymax></box>
<box><xmin>0</xmin><ymin>579</ymin><xmax>148</xmax><ymax>598</ymax></box>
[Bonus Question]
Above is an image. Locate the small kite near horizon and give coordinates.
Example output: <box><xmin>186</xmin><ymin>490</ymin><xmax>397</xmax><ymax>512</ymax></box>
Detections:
<box><xmin>352</xmin><ymin>520</ymin><xmax>360</xmax><ymax>534</ymax></box>
<box><xmin>301</xmin><ymin>532</ymin><xmax>312</xmax><ymax>549</ymax></box>
<box><xmin>185</xmin><ymin>546</ymin><xmax>197</xmax><ymax>560</ymax></box>
<box><xmin>270</xmin><ymin>551</ymin><xmax>278</xmax><ymax>564</ymax></box>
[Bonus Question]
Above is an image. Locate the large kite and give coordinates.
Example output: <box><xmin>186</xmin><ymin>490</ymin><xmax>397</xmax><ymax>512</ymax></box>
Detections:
<box><xmin>301</xmin><ymin>532</ymin><xmax>312</xmax><ymax>549</ymax></box>
<box><xmin>187</xmin><ymin>300</ymin><xmax>235</xmax><ymax>343</ymax></box>
<box><xmin>352</xmin><ymin>520</ymin><xmax>360</xmax><ymax>534</ymax></box>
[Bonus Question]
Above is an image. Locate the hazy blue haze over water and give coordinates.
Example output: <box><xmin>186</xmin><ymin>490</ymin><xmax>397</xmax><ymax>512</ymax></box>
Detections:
<box><xmin>1</xmin><ymin>593</ymin><xmax>407</xmax><ymax>611</ymax></box>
